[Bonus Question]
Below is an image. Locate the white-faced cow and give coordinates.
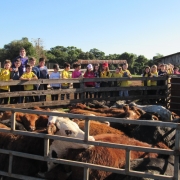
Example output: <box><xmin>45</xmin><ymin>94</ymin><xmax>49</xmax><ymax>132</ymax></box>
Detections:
<box><xmin>47</xmin><ymin>114</ymin><xmax>95</xmax><ymax>171</ymax></box>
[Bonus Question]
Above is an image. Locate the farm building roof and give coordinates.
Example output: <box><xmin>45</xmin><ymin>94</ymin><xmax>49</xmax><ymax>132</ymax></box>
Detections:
<box><xmin>77</xmin><ymin>59</ymin><xmax>127</xmax><ymax>64</ymax></box>
<box><xmin>155</xmin><ymin>52</ymin><xmax>180</xmax><ymax>62</ymax></box>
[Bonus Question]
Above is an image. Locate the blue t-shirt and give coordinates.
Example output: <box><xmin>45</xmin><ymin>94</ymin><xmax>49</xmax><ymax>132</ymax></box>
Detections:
<box><xmin>37</xmin><ymin>65</ymin><xmax>49</xmax><ymax>79</ymax></box>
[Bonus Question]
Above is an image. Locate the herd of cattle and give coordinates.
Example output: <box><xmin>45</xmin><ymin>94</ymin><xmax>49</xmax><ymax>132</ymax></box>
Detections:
<box><xmin>0</xmin><ymin>101</ymin><xmax>179</xmax><ymax>180</ymax></box>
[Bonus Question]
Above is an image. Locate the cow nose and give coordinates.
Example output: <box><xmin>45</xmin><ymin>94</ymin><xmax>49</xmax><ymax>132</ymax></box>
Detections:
<box><xmin>65</xmin><ymin>130</ymin><xmax>72</xmax><ymax>135</ymax></box>
<box><xmin>29</xmin><ymin>126</ymin><xmax>35</xmax><ymax>131</ymax></box>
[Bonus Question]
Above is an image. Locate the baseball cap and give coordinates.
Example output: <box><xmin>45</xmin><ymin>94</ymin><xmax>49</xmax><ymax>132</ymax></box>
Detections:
<box><xmin>87</xmin><ymin>64</ymin><xmax>93</xmax><ymax>69</ymax></box>
<box><xmin>102</xmin><ymin>62</ymin><xmax>108</xmax><ymax>67</ymax></box>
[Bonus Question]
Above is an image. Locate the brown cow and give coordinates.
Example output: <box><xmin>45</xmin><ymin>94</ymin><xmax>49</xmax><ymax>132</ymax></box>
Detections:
<box><xmin>45</xmin><ymin>133</ymin><xmax>169</xmax><ymax>180</ymax></box>
<box><xmin>0</xmin><ymin>106</ymin><xmax>49</xmax><ymax>131</ymax></box>
<box><xmin>22</xmin><ymin>113</ymin><xmax>48</xmax><ymax>131</ymax></box>
<box><xmin>0</xmin><ymin>130</ymin><xmax>48</xmax><ymax>179</ymax></box>
<box><xmin>0</xmin><ymin>123</ymin><xmax>10</xmax><ymax>129</ymax></box>
<box><xmin>73</xmin><ymin>119</ymin><xmax>124</xmax><ymax>136</ymax></box>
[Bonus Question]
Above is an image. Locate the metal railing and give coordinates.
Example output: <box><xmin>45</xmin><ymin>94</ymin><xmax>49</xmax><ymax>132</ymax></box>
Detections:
<box><xmin>0</xmin><ymin>108</ymin><xmax>179</xmax><ymax>180</ymax></box>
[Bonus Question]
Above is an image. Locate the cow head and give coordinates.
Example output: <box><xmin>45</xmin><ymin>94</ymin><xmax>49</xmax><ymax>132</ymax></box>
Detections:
<box><xmin>48</xmin><ymin>115</ymin><xmax>95</xmax><ymax>149</ymax></box>
<box><xmin>22</xmin><ymin>114</ymin><xmax>39</xmax><ymax>131</ymax></box>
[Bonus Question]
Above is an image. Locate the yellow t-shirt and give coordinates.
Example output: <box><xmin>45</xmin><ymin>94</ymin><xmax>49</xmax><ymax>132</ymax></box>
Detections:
<box><xmin>21</xmin><ymin>72</ymin><xmax>37</xmax><ymax>90</ymax></box>
<box><xmin>151</xmin><ymin>72</ymin><xmax>158</xmax><ymax>86</ymax></box>
<box><xmin>111</xmin><ymin>72</ymin><xmax>122</xmax><ymax>86</ymax></box>
<box><xmin>100</xmin><ymin>71</ymin><xmax>111</xmax><ymax>78</ymax></box>
<box><xmin>0</xmin><ymin>68</ymin><xmax>11</xmax><ymax>90</ymax></box>
<box><xmin>61</xmin><ymin>69</ymin><xmax>70</xmax><ymax>87</ymax></box>
<box><xmin>121</xmin><ymin>70</ymin><xmax>131</xmax><ymax>87</ymax></box>
<box><xmin>142</xmin><ymin>74</ymin><xmax>151</xmax><ymax>86</ymax></box>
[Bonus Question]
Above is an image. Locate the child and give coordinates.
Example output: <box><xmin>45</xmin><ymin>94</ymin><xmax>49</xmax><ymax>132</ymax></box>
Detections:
<box><xmin>158</xmin><ymin>64</ymin><xmax>167</xmax><ymax>103</ymax></box>
<box><xmin>142</xmin><ymin>66</ymin><xmax>152</xmax><ymax>86</ymax></box>
<box><xmin>83</xmin><ymin>64</ymin><xmax>95</xmax><ymax>98</ymax></box>
<box><xmin>142</xmin><ymin>66</ymin><xmax>152</xmax><ymax>102</ymax></box>
<box><xmin>12</xmin><ymin>47</ymin><xmax>28</xmax><ymax>76</ymax></box>
<box><xmin>72</xmin><ymin>63</ymin><xmax>82</xmax><ymax>99</ymax></box>
<box><xmin>37</xmin><ymin>58</ymin><xmax>49</xmax><ymax>101</ymax></box>
<box><xmin>10</xmin><ymin>58</ymin><xmax>22</xmax><ymax>104</ymax></box>
<box><xmin>29</xmin><ymin>57</ymin><xmax>40</xmax><ymax>102</ymax></box>
<box><xmin>20</xmin><ymin>64</ymin><xmax>38</xmax><ymax>103</ymax></box>
<box><xmin>0</xmin><ymin>60</ymin><xmax>12</xmax><ymax>104</ymax></box>
<box><xmin>93</xmin><ymin>64</ymin><xmax>101</xmax><ymax>98</ymax></box>
<box><xmin>150</xmin><ymin>65</ymin><xmax>158</xmax><ymax>86</ymax></box>
<box><xmin>111</xmin><ymin>67</ymin><xmax>122</xmax><ymax>97</ymax></box>
<box><xmin>100</xmin><ymin>62</ymin><xmax>111</xmax><ymax>98</ymax></box>
<box><xmin>61</xmin><ymin>62</ymin><xmax>71</xmax><ymax>100</ymax></box>
<box><xmin>150</xmin><ymin>65</ymin><xmax>158</xmax><ymax>103</ymax></box>
<box><xmin>120</xmin><ymin>63</ymin><xmax>132</xmax><ymax>97</ymax></box>
<box><xmin>174</xmin><ymin>67</ymin><xmax>180</xmax><ymax>74</ymax></box>
<box><xmin>49</xmin><ymin>64</ymin><xmax>61</xmax><ymax>101</ymax></box>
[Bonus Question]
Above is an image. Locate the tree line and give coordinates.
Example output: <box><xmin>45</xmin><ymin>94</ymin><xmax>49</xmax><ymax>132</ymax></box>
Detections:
<box><xmin>0</xmin><ymin>37</ymin><xmax>163</xmax><ymax>74</ymax></box>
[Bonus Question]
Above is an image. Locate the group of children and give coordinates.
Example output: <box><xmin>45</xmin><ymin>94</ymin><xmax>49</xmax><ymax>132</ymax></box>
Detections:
<box><xmin>0</xmin><ymin>57</ymin><xmax>49</xmax><ymax>104</ymax></box>
<box><xmin>76</xmin><ymin>62</ymin><xmax>132</xmax><ymax>99</ymax></box>
<box><xmin>0</xmin><ymin>56</ymin><xmax>179</xmax><ymax>104</ymax></box>
<box><xmin>141</xmin><ymin>63</ymin><xmax>180</xmax><ymax>103</ymax></box>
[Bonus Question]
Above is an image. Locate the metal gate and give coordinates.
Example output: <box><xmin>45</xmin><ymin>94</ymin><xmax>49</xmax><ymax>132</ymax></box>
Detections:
<box><xmin>0</xmin><ymin>108</ymin><xmax>179</xmax><ymax>180</ymax></box>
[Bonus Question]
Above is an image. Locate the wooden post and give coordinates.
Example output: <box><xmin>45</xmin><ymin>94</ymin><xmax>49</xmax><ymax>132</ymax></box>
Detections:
<box><xmin>80</xmin><ymin>78</ymin><xmax>85</xmax><ymax>103</ymax></box>
<box><xmin>174</xmin><ymin>128</ymin><xmax>180</xmax><ymax>180</ymax></box>
<box><xmin>165</xmin><ymin>76</ymin><xmax>169</xmax><ymax>109</ymax></box>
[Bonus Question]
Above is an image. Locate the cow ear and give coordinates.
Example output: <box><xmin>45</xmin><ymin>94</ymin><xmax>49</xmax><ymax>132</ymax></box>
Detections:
<box><xmin>47</xmin><ymin>124</ymin><xmax>57</xmax><ymax>135</ymax></box>
<box><xmin>123</xmin><ymin>105</ymin><xmax>129</xmax><ymax>112</ymax></box>
<box><xmin>72</xmin><ymin>119</ymin><xmax>80</xmax><ymax>125</ymax></box>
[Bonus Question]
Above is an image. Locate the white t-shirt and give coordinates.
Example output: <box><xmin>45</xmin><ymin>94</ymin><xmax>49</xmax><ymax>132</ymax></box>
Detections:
<box><xmin>49</xmin><ymin>72</ymin><xmax>61</xmax><ymax>87</ymax></box>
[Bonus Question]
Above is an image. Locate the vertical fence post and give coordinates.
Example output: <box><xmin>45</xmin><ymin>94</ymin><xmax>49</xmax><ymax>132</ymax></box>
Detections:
<box><xmin>84</xmin><ymin>167</ymin><xmax>89</xmax><ymax>180</ymax></box>
<box><xmin>125</xmin><ymin>149</ymin><xmax>130</xmax><ymax>174</ymax></box>
<box><xmin>8</xmin><ymin>153</ymin><xmax>13</xmax><ymax>176</ymax></box>
<box><xmin>10</xmin><ymin>111</ymin><xmax>16</xmax><ymax>131</ymax></box>
<box><xmin>174</xmin><ymin>128</ymin><xmax>180</xmax><ymax>180</ymax></box>
<box><xmin>84</xmin><ymin>117</ymin><xmax>90</xmax><ymax>180</ymax></box>
<box><xmin>80</xmin><ymin>78</ymin><xmax>85</xmax><ymax>103</ymax></box>
<box><xmin>44</xmin><ymin>138</ymin><xmax>49</xmax><ymax>157</ymax></box>
<box><xmin>165</xmin><ymin>76</ymin><xmax>169</xmax><ymax>109</ymax></box>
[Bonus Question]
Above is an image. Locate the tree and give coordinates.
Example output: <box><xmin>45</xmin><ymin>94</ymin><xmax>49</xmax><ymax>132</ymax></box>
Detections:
<box><xmin>31</xmin><ymin>38</ymin><xmax>46</xmax><ymax>60</ymax></box>
<box><xmin>0</xmin><ymin>37</ymin><xmax>36</xmax><ymax>64</ymax></box>
<box><xmin>89</xmin><ymin>48</ymin><xmax>105</xmax><ymax>59</ymax></box>
<box><xmin>134</xmin><ymin>55</ymin><xmax>149</xmax><ymax>74</ymax></box>
<box><xmin>118</xmin><ymin>52</ymin><xmax>137</xmax><ymax>71</ymax></box>
<box><xmin>153</xmin><ymin>53</ymin><xmax>164</xmax><ymax>60</ymax></box>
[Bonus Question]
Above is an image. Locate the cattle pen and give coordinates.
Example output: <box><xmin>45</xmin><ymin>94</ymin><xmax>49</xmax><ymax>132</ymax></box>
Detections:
<box><xmin>0</xmin><ymin>76</ymin><xmax>180</xmax><ymax>179</ymax></box>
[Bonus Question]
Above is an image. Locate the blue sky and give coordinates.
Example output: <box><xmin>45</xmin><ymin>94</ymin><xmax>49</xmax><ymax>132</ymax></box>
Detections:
<box><xmin>0</xmin><ymin>0</ymin><xmax>180</xmax><ymax>59</ymax></box>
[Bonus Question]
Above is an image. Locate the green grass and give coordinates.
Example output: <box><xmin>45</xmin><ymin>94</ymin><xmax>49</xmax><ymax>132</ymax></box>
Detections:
<box><xmin>132</xmin><ymin>74</ymin><xmax>141</xmax><ymax>77</ymax></box>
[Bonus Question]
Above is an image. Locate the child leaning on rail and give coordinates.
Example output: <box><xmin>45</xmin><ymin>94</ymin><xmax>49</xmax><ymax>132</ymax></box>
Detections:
<box><xmin>20</xmin><ymin>64</ymin><xmax>38</xmax><ymax>103</ymax></box>
<box><xmin>120</xmin><ymin>63</ymin><xmax>132</xmax><ymax>97</ymax></box>
<box><xmin>49</xmin><ymin>64</ymin><xmax>61</xmax><ymax>101</ymax></box>
<box><xmin>10</xmin><ymin>58</ymin><xmax>22</xmax><ymax>104</ymax></box>
<box><xmin>111</xmin><ymin>67</ymin><xmax>122</xmax><ymax>97</ymax></box>
<box><xmin>100</xmin><ymin>62</ymin><xmax>111</xmax><ymax>98</ymax></box>
<box><xmin>150</xmin><ymin>65</ymin><xmax>158</xmax><ymax>103</ymax></box>
<box><xmin>83</xmin><ymin>64</ymin><xmax>95</xmax><ymax>98</ymax></box>
<box><xmin>93</xmin><ymin>64</ymin><xmax>101</xmax><ymax>98</ymax></box>
<box><xmin>141</xmin><ymin>66</ymin><xmax>152</xmax><ymax>103</ymax></box>
<box><xmin>157</xmin><ymin>64</ymin><xmax>168</xmax><ymax>104</ymax></box>
<box><xmin>72</xmin><ymin>62</ymin><xmax>82</xmax><ymax>99</ymax></box>
<box><xmin>0</xmin><ymin>59</ymin><xmax>12</xmax><ymax>104</ymax></box>
<box><xmin>61</xmin><ymin>62</ymin><xmax>71</xmax><ymax>100</ymax></box>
